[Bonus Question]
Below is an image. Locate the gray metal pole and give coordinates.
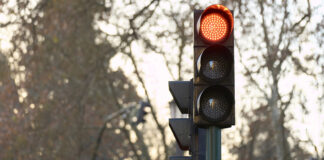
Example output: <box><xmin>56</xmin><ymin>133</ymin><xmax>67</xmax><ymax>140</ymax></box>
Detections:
<box><xmin>206</xmin><ymin>126</ymin><xmax>221</xmax><ymax>160</ymax></box>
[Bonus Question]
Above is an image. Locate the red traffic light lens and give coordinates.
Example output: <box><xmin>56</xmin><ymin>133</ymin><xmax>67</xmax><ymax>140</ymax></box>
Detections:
<box><xmin>200</xmin><ymin>13</ymin><xmax>228</xmax><ymax>42</ymax></box>
<box><xmin>198</xmin><ymin>4</ymin><xmax>233</xmax><ymax>43</ymax></box>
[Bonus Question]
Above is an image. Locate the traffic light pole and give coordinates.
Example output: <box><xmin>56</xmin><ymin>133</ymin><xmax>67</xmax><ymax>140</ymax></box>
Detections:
<box><xmin>206</xmin><ymin>127</ymin><xmax>221</xmax><ymax>160</ymax></box>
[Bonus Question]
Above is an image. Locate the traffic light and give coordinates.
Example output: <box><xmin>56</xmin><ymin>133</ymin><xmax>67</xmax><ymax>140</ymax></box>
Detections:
<box><xmin>168</xmin><ymin>4</ymin><xmax>235</xmax><ymax>159</ymax></box>
<box><xmin>136</xmin><ymin>101</ymin><xmax>150</xmax><ymax>124</ymax></box>
<box><xmin>193</xmin><ymin>4</ymin><xmax>235</xmax><ymax>128</ymax></box>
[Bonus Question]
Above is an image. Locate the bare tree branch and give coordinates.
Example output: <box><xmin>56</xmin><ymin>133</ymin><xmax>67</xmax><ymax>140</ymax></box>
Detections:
<box><xmin>281</xmin><ymin>85</ymin><xmax>295</xmax><ymax>112</ymax></box>
<box><xmin>258</xmin><ymin>0</ymin><xmax>271</xmax><ymax>53</ymax></box>
<box><xmin>236</xmin><ymin>40</ymin><xmax>269</xmax><ymax>100</ymax></box>
<box><xmin>275</xmin><ymin>0</ymin><xmax>289</xmax><ymax>53</ymax></box>
<box><xmin>140</xmin><ymin>36</ymin><xmax>176</xmax><ymax>80</ymax></box>
<box><xmin>126</xmin><ymin>46</ymin><xmax>169</xmax><ymax>159</ymax></box>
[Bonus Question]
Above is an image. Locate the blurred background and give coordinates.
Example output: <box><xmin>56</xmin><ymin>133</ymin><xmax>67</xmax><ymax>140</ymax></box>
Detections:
<box><xmin>0</xmin><ymin>0</ymin><xmax>323</xmax><ymax>159</ymax></box>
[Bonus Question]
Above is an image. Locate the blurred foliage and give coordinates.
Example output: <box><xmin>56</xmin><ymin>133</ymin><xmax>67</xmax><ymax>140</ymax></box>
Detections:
<box><xmin>0</xmin><ymin>0</ymin><xmax>140</xmax><ymax>159</ymax></box>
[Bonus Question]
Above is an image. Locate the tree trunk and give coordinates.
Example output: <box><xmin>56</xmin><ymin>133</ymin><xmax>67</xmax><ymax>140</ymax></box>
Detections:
<box><xmin>270</xmin><ymin>84</ymin><xmax>291</xmax><ymax>160</ymax></box>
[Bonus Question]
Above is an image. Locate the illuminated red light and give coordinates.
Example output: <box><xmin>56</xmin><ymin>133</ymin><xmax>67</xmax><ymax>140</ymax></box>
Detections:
<box><xmin>200</xmin><ymin>13</ymin><xmax>228</xmax><ymax>42</ymax></box>
<box><xmin>198</xmin><ymin>4</ymin><xmax>233</xmax><ymax>43</ymax></box>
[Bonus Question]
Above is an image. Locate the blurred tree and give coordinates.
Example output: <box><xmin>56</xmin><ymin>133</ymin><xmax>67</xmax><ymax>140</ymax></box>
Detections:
<box><xmin>0</xmin><ymin>0</ymin><xmax>142</xmax><ymax>159</ymax></box>
<box><xmin>228</xmin><ymin>0</ymin><xmax>324</xmax><ymax>160</ymax></box>
<box><xmin>0</xmin><ymin>52</ymin><xmax>22</xmax><ymax>159</ymax></box>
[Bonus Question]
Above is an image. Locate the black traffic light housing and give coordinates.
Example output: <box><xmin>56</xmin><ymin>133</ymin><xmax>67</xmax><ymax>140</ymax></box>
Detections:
<box><xmin>168</xmin><ymin>81</ymin><xmax>193</xmax><ymax>151</ymax></box>
<box><xmin>193</xmin><ymin>7</ymin><xmax>235</xmax><ymax>128</ymax></box>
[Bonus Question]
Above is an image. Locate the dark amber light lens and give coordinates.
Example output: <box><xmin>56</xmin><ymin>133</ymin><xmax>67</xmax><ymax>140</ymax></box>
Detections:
<box><xmin>201</xmin><ymin>52</ymin><xmax>230</xmax><ymax>80</ymax></box>
<box><xmin>197</xmin><ymin>45</ymin><xmax>233</xmax><ymax>82</ymax></box>
<box><xmin>200</xmin><ymin>13</ymin><xmax>228</xmax><ymax>42</ymax></box>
